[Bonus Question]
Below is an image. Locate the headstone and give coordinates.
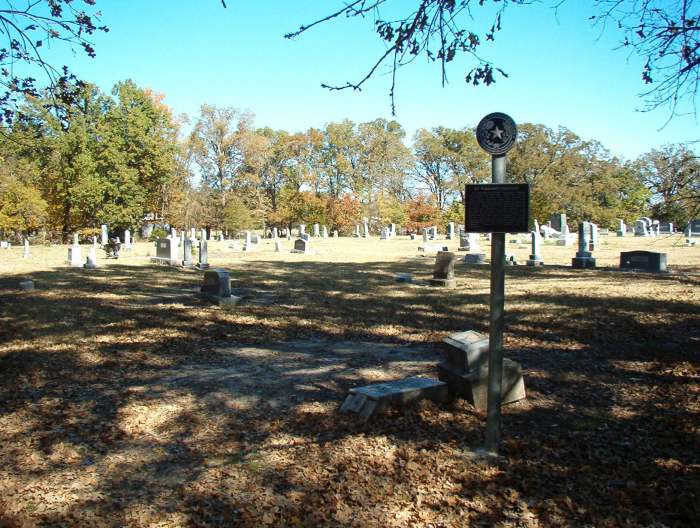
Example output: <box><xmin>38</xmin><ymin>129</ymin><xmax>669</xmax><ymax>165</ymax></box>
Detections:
<box><xmin>123</xmin><ymin>229</ymin><xmax>132</xmax><ymax>249</ymax></box>
<box><xmin>437</xmin><ymin>330</ymin><xmax>526</xmax><ymax>411</ymax></box>
<box><xmin>550</xmin><ymin>213</ymin><xmax>566</xmax><ymax>232</ymax></box>
<box><xmin>182</xmin><ymin>238</ymin><xmax>193</xmax><ymax>267</ymax></box>
<box><xmin>200</xmin><ymin>228</ymin><xmax>207</xmax><ymax>241</ymax></box>
<box><xmin>170</xmin><ymin>227</ymin><xmax>177</xmax><ymax>240</ymax></box>
<box><xmin>151</xmin><ymin>237</ymin><xmax>179</xmax><ymax>266</ymax></box>
<box><xmin>191</xmin><ymin>227</ymin><xmax>196</xmax><ymax>240</ymax></box>
<box><xmin>617</xmin><ymin>219</ymin><xmax>626</xmax><ymax>237</ymax></box>
<box><xmin>67</xmin><ymin>240</ymin><xmax>82</xmax><ymax>267</ymax></box>
<box><xmin>0</xmin><ymin>241</ymin><xmax>9</xmax><ymax>249</ymax></box>
<box><xmin>556</xmin><ymin>223</ymin><xmax>575</xmax><ymax>246</ymax></box>
<box><xmin>447</xmin><ymin>222</ymin><xmax>455</xmax><ymax>240</ymax></box>
<box><xmin>409</xmin><ymin>233</ymin><xmax>416</xmax><ymax>240</ymax></box>
<box><xmin>354</xmin><ymin>224</ymin><xmax>360</xmax><ymax>238</ymax></box>
<box><xmin>634</xmin><ymin>219</ymin><xmax>649</xmax><ymax>237</ymax></box>
<box><xmin>363</xmin><ymin>222</ymin><xmax>369</xmax><ymax>238</ymax></box>
<box><xmin>243</xmin><ymin>231</ymin><xmax>254</xmax><ymax>251</ymax></box>
<box><xmin>651</xmin><ymin>220</ymin><xmax>660</xmax><ymax>236</ymax></box>
<box><xmin>299</xmin><ymin>224</ymin><xmax>306</xmax><ymax>236</ymax></box>
<box><xmin>572</xmin><ymin>222</ymin><xmax>596</xmax><ymax>269</ymax></box>
<box><xmin>380</xmin><ymin>227</ymin><xmax>389</xmax><ymax>240</ymax></box>
<box><xmin>300</xmin><ymin>233</ymin><xmax>310</xmax><ymax>242</ymax></box>
<box><xmin>218</xmin><ymin>233</ymin><xmax>225</xmax><ymax>242</ymax></box>
<box><xmin>589</xmin><ymin>223</ymin><xmax>599</xmax><ymax>251</ymax></box>
<box><xmin>429</xmin><ymin>251</ymin><xmax>458</xmax><ymax>288</ymax></box>
<box><xmin>428</xmin><ymin>226</ymin><xmax>438</xmax><ymax>240</ymax></box>
<box><xmin>198</xmin><ymin>240</ymin><xmax>209</xmax><ymax>270</ymax></box>
<box><xmin>332</xmin><ymin>230</ymin><xmax>339</xmax><ymax>238</ymax></box>
<box><xmin>101</xmin><ymin>224</ymin><xmax>108</xmax><ymax>245</ymax></box>
<box><xmin>322</xmin><ymin>225</ymin><xmax>328</xmax><ymax>238</ymax></box>
<box><xmin>274</xmin><ymin>241</ymin><xmax>283</xmax><ymax>252</ymax></box>
<box><xmin>659</xmin><ymin>222</ymin><xmax>674</xmax><ymax>234</ymax></box>
<box><xmin>620</xmin><ymin>251</ymin><xmax>667</xmax><ymax>273</ymax></box>
<box><xmin>84</xmin><ymin>246</ymin><xmax>97</xmax><ymax>269</ymax></box>
<box><xmin>526</xmin><ymin>231</ymin><xmax>544</xmax><ymax>266</ymax></box>
<box><xmin>292</xmin><ymin>238</ymin><xmax>313</xmax><ymax>254</ymax></box>
<box><xmin>200</xmin><ymin>269</ymin><xmax>239</xmax><ymax>306</ymax></box>
<box><xmin>19</xmin><ymin>280</ymin><xmax>35</xmax><ymax>291</ymax></box>
<box><xmin>422</xmin><ymin>229</ymin><xmax>428</xmax><ymax>243</ymax></box>
<box><xmin>340</xmin><ymin>377</ymin><xmax>448</xmax><ymax>421</ymax></box>
<box><xmin>272</xmin><ymin>227</ymin><xmax>278</xmax><ymax>239</ymax></box>
<box><xmin>462</xmin><ymin>233</ymin><xmax>485</xmax><ymax>264</ymax></box>
<box><xmin>313</xmin><ymin>223</ymin><xmax>320</xmax><ymax>237</ymax></box>
<box><xmin>688</xmin><ymin>219</ymin><xmax>700</xmax><ymax>237</ymax></box>
<box><xmin>388</xmin><ymin>223</ymin><xmax>396</xmax><ymax>237</ymax></box>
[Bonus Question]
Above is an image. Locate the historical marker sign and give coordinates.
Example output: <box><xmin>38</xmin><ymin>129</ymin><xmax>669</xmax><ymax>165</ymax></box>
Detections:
<box><xmin>465</xmin><ymin>183</ymin><xmax>530</xmax><ymax>233</ymax></box>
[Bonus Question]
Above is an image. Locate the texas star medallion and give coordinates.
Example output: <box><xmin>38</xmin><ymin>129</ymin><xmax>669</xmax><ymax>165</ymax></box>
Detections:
<box><xmin>476</xmin><ymin>112</ymin><xmax>517</xmax><ymax>155</ymax></box>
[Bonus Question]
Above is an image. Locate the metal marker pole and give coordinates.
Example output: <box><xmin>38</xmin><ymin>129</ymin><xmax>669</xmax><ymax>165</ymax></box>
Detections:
<box><xmin>485</xmin><ymin>153</ymin><xmax>506</xmax><ymax>453</ymax></box>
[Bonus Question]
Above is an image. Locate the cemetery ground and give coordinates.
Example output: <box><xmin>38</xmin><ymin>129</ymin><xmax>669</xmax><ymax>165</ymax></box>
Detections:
<box><xmin>0</xmin><ymin>235</ymin><xmax>699</xmax><ymax>527</ymax></box>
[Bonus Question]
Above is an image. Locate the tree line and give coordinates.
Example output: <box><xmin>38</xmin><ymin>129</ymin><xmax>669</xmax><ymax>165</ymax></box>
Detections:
<box><xmin>0</xmin><ymin>80</ymin><xmax>697</xmax><ymax>241</ymax></box>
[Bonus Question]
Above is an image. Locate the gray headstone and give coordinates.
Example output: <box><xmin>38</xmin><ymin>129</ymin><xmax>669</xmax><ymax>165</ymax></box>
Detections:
<box><xmin>550</xmin><ymin>213</ymin><xmax>566</xmax><ymax>232</ymax></box>
<box><xmin>620</xmin><ymin>251</ymin><xmax>667</xmax><ymax>272</ymax></box>
<box><xmin>617</xmin><ymin>219</ymin><xmax>626</xmax><ymax>237</ymax></box>
<box><xmin>292</xmin><ymin>238</ymin><xmax>312</xmax><ymax>254</ymax></box>
<box><xmin>152</xmin><ymin>237</ymin><xmax>179</xmax><ymax>265</ymax></box>
<box><xmin>340</xmin><ymin>377</ymin><xmax>448</xmax><ymax>421</ymax></box>
<box><xmin>634</xmin><ymin>219</ymin><xmax>649</xmax><ymax>237</ymax></box>
<box><xmin>198</xmin><ymin>240</ymin><xmax>209</xmax><ymax>269</ymax></box>
<box><xmin>526</xmin><ymin>231</ymin><xmax>543</xmax><ymax>266</ymax></box>
<box><xmin>182</xmin><ymin>238</ymin><xmax>193</xmax><ymax>266</ymax></box>
<box><xmin>572</xmin><ymin>222</ymin><xmax>596</xmax><ymax>269</ymax></box>
<box><xmin>429</xmin><ymin>251</ymin><xmax>458</xmax><ymax>287</ymax></box>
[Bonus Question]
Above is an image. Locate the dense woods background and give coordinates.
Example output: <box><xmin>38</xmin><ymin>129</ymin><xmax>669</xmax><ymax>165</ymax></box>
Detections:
<box><xmin>0</xmin><ymin>80</ymin><xmax>697</xmax><ymax>241</ymax></box>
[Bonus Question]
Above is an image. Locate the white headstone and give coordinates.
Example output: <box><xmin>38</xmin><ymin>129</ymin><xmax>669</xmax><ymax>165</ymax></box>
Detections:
<box><xmin>84</xmin><ymin>246</ymin><xmax>97</xmax><ymax>269</ymax></box>
<box><xmin>322</xmin><ymin>225</ymin><xmax>328</xmax><ymax>238</ymax></box>
<box><xmin>124</xmin><ymin>229</ymin><xmax>132</xmax><ymax>249</ymax></box>
<box><xmin>101</xmin><ymin>224</ymin><xmax>108</xmax><ymax>245</ymax></box>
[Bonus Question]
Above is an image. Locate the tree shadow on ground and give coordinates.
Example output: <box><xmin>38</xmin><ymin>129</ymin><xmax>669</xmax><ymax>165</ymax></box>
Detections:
<box><xmin>0</xmin><ymin>258</ymin><xmax>699</xmax><ymax>526</ymax></box>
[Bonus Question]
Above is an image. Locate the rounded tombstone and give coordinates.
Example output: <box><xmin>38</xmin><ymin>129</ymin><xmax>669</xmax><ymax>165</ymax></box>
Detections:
<box><xmin>475</xmin><ymin>112</ymin><xmax>517</xmax><ymax>155</ymax></box>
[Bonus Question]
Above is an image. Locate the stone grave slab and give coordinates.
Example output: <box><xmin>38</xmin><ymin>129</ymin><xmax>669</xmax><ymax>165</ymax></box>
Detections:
<box><xmin>438</xmin><ymin>358</ymin><xmax>525</xmax><ymax>411</ymax></box>
<box><xmin>340</xmin><ymin>376</ymin><xmax>448</xmax><ymax>420</ymax></box>
<box><xmin>620</xmin><ymin>251</ymin><xmax>667</xmax><ymax>273</ymax></box>
<box><xmin>200</xmin><ymin>269</ymin><xmax>240</xmax><ymax>306</ymax></box>
<box><xmin>441</xmin><ymin>330</ymin><xmax>489</xmax><ymax>372</ymax></box>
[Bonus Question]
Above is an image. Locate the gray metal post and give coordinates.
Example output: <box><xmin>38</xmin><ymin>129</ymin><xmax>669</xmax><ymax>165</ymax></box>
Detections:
<box><xmin>485</xmin><ymin>154</ymin><xmax>506</xmax><ymax>453</ymax></box>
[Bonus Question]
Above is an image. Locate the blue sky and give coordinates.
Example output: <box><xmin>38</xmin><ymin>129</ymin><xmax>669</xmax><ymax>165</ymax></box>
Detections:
<box><xmin>45</xmin><ymin>0</ymin><xmax>698</xmax><ymax>160</ymax></box>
